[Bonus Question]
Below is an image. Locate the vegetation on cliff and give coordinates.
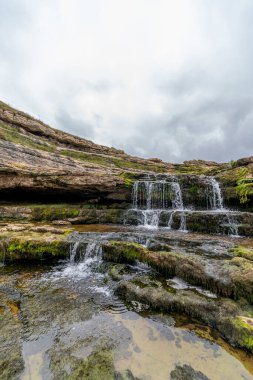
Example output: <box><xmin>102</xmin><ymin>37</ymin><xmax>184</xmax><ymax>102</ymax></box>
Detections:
<box><xmin>0</xmin><ymin>100</ymin><xmax>253</xmax><ymax>208</ymax></box>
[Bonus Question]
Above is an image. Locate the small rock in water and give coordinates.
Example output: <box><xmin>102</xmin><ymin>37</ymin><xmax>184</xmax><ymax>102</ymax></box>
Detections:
<box><xmin>130</xmin><ymin>300</ymin><xmax>149</xmax><ymax>312</ymax></box>
<box><xmin>52</xmin><ymin>220</ymin><xmax>72</xmax><ymax>226</ymax></box>
<box><xmin>170</xmin><ymin>364</ymin><xmax>210</xmax><ymax>380</ymax></box>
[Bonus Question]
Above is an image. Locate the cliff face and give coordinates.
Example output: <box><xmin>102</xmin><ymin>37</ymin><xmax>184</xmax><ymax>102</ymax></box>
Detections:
<box><xmin>0</xmin><ymin>101</ymin><xmax>170</xmax><ymax>203</ymax></box>
<box><xmin>0</xmin><ymin>100</ymin><xmax>252</xmax><ymax>208</ymax></box>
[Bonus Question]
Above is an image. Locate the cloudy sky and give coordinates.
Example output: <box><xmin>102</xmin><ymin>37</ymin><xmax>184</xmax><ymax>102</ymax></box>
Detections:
<box><xmin>0</xmin><ymin>0</ymin><xmax>253</xmax><ymax>163</ymax></box>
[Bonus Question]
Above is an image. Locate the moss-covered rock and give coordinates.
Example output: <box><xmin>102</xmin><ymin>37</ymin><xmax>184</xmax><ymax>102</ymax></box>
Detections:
<box><xmin>32</xmin><ymin>206</ymin><xmax>80</xmax><ymax>221</ymax></box>
<box><xmin>103</xmin><ymin>241</ymin><xmax>149</xmax><ymax>264</ymax></box>
<box><xmin>229</xmin><ymin>257</ymin><xmax>253</xmax><ymax>303</ymax></box>
<box><xmin>3</xmin><ymin>239</ymin><xmax>69</xmax><ymax>261</ymax></box>
<box><xmin>232</xmin><ymin>245</ymin><xmax>253</xmax><ymax>261</ymax></box>
<box><xmin>218</xmin><ymin>316</ymin><xmax>253</xmax><ymax>353</ymax></box>
<box><xmin>0</xmin><ymin>205</ymin><xmax>125</xmax><ymax>225</ymax></box>
<box><xmin>0</xmin><ymin>224</ymin><xmax>72</xmax><ymax>261</ymax></box>
<box><xmin>116</xmin><ymin>276</ymin><xmax>253</xmax><ymax>352</ymax></box>
<box><xmin>170</xmin><ymin>364</ymin><xmax>210</xmax><ymax>380</ymax></box>
<box><xmin>102</xmin><ymin>241</ymin><xmax>253</xmax><ymax>304</ymax></box>
<box><xmin>63</xmin><ymin>349</ymin><xmax>115</xmax><ymax>380</ymax></box>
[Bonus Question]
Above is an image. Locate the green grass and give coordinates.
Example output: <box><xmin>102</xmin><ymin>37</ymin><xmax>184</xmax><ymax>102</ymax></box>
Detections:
<box><xmin>0</xmin><ymin>100</ymin><xmax>44</xmax><ymax>123</ymax></box>
<box><xmin>236</xmin><ymin>178</ymin><xmax>253</xmax><ymax>204</ymax></box>
<box><xmin>232</xmin><ymin>246</ymin><xmax>253</xmax><ymax>261</ymax></box>
<box><xmin>61</xmin><ymin>149</ymin><xmax>167</xmax><ymax>172</ymax></box>
<box><xmin>0</xmin><ymin>121</ymin><xmax>165</xmax><ymax>173</ymax></box>
<box><xmin>0</xmin><ymin>121</ymin><xmax>56</xmax><ymax>153</ymax></box>
<box><xmin>174</xmin><ymin>163</ymin><xmax>219</xmax><ymax>175</ymax></box>
<box><xmin>31</xmin><ymin>206</ymin><xmax>79</xmax><ymax>221</ymax></box>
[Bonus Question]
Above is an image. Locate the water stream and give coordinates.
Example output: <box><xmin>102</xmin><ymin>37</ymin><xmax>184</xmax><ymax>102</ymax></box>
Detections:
<box><xmin>1</xmin><ymin>228</ymin><xmax>253</xmax><ymax>379</ymax></box>
<box><xmin>128</xmin><ymin>177</ymin><xmax>187</xmax><ymax>230</ymax></box>
<box><xmin>125</xmin><ymin>175</ymin><xmax>241</xmax><ymax>235</ymax></box>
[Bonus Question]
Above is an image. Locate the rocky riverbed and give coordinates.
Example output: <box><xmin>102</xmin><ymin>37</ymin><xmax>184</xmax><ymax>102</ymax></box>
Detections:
<box><xmin>1</xmin><ymin>101</ymin><xmax>253</xmax><ymax>379</ymax></box>
<box><xmin>1</xmin><ymin>224</ymin><xmax>253</xmax><ymax>379</ymax></box>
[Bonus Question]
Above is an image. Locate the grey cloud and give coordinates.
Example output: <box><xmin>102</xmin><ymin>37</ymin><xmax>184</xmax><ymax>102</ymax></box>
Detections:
<box><xmin>83</xmin><ymin>80</ymin><xmax>117</xmax><ymax>93</ymax></box>
<box><xmin>56</xmin><ymin>110</ymin><xmax>95</xmax><ymax>140</ymax></box>
<box><xmin>1</xmin><ymin>0</ymin><xmax>253</xmax><ymax>163</ymax></box>
<box><xmin>122</xmin><ymin>94</ymin><xmax>253</xmax><ymax>163</ymax></box>
<box><xmin>157</xmin><ymin>69</ymin><xmax>207</xmax><ymax>97</ymax></box>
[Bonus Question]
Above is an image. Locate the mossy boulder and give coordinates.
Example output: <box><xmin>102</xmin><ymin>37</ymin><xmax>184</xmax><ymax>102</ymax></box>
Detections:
<box><xmin>229</xmin><ymin>257</ymin><xmax>253</xmax><ymax>303</ymax></box>
<box><xmin>116</xmin><ymin>276</ymin><xmax>253</xmax><ymax>352</ymax></box>
<box><xmin>32</xmin><ymin>206</ymin><xmax>80</xmax><ymax>221</ymax></box>
<box><xmin>103</xmin><ymin>241</ymin><xmax>149</xmax><ymax>264</ymax></box>
<box><xmin>2</xmin><ymin>239</ymin><xmax>69</xmax><ymax>261</ymax></box>
<box><xmin>102</xmin><ymin>241</ymin><xmax>253</xmax><ymax>304</ymax></box>
<box><xmin>0</xmin><ymin>225</ymin><xmax>72</xmax><ymax>261</ymax></box>
<box><xmin>218</xmin><ymin>316</ymin><xmax>253</xmax><ymax>352</ymax></box>
<box><xmin>170</xmin><ymin>364</ymin><xmax>210</xmax><ymax>380</ymax></box>
<box><xmin>232</xmin><ymin>245</ymin><xmax>253</xmax><ymax>261</ymax></box>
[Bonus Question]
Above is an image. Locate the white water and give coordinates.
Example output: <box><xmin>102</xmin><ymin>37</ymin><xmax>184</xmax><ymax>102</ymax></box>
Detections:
<box><xmin>63</xmin><ymin>240</ymin><xmax>104</xmax><ymax>279</ymax></box>
<box><xmin>206</xmin><ymin>177</ymin><xmax>240</xmax><ymax>236</ymax></box>
<box><xmin>128</xmin><ymin>178</ymin><xmax>187</xmax><ymax>230</ymax></box>
<box><xmin>207</xmin><ymin>177</ymin><xmax>224</xmax><ymax>210</ymax></box>
<box><xmin>126</xmin><ymin>175</ymin><xmax>241</xmax><ymax>235</ymax></box>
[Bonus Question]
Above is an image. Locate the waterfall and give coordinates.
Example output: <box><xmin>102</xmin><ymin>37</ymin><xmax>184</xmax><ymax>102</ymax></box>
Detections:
<box><xmin>127</xmin><ymin>177</ymin><xmax>187</xmax><ymax>230</ymax></box>
<box><xmin>171</xmin><ymin>182</ymin><xmax>184</xmax><ymax>210</ymax></box>
<box><xmin>226</xmin><ymin>213</ymin><xmax>240</xmax><ymax>237</ymax></box>
<box><xmin>131</xmin><ymin>180</ymin><xmax>184</xmax><ymax>211</ymax></box>
<box><xmin>205</xmin><ymin>177</ymin><xmax>240</xmax><ymax>235</ymax></box>
<box><xmin>207</xmin><ymin>177</ymin><xmax>224</xmax><ymax>210</ymax></box>
<box><xmin>126</xmin><ymin>175</ymin><xmax>241</xmax><ymax>236</ymax></box>
<box><xmin>132</xmin><ymin>180</ymin><xmax>171</xmax><ymax>210</ymax></box>
<box><xmin>69</xmin><ymin>239</ymin><xmax>102</xmax><ymax>264</ymax></box>
<box><xmin>167</xmin><ymin>211</ymin><xmax>175</xmax><ymax>229</ymax></box>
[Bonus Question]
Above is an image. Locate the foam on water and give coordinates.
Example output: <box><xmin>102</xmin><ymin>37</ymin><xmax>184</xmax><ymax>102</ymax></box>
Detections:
<box><xmin>127</xmin><ymin>177</ymin><xmax>187</xmax><ymax>230</ymax></box>
<box><xmin>125</xmin><ymin>175</ymin><xmax>241</xmax><ymax>236</ymax></box>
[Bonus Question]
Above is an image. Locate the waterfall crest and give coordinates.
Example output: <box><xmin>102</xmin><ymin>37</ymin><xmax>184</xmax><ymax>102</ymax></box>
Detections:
<box><xmin>125</xmin><ymin>175</ymin><xmax>240</xmax><ymax>235</ymax></box>
<box><xmin>127</xmin><ymin>177</ymin><xmax>187</xmax><ymax>230</ymax></box>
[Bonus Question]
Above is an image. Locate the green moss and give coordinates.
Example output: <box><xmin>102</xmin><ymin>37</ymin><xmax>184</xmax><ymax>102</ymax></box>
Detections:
<box><xmin>66</xmin><ymin>349</ymin><xmax>115</xmax><ymax>380</ymax></box>
<box><xmin>236</xmin><ymin>178</ymin><xmax>253</xmax><ymax>204</ymax></box>
<box><xmin>81</xmin><ymin>204</ymin><xmax>96</xmax><ymax>209</ymax></box>
<box><xmin>4</xmin><ymin>238</ymin><xmax>70</xmax><ymax>261</ymax></box>
<box><xmin>218</xmin><ymin>167</ymin><xmax>249</xmax><ymax>185</ymax></box>
<box><xmin>61</xmin><ymin>149</ymin><xmax>167</xmax><ymax>172</ymax></box>
<box><xmin>32</xmin><ymin>207</ymin><xmax>79</xmax><ymax>221</ymax></box>
<box><xmin>230</xmin><ymin>160</ymin><xmax>238</xmax><ymax>168</ymax></box>
<box><xmin>108</xmin><ymin>264</ymin><xmax>127</xmax><ymax>281</ymax></box>
<box><xmin>230</xmin><ymin>316</ymin><xmax>253</xmax><ymax>351</ymax></box>
<box><xmin>217</xmin><ymin>166</ymin><xmax>253</xmax><ymax>205</ymax></box>
<box><xmin>60</xmin><ymin>149</ymin><xmax>111</xmax><ymax>167</ymax></box>
<box><xmin>174</xmin><ymin>161</ymin><xmax>220</xmax><ymax>175</ymax></box>
<box><xmin>119</xmin><ymin>172</ymin><xmax>137</xmax><ymax>187</ymax></box>
<box><xmin>232</xmin><ymin>246</ymin><xmax>253</xmax><ymax>261</ymax></box>
<box><xmin>0</xmin><ymin>121</ymin><xmax>56</xmax><ymax>153</ymax></box>
<box><xmin>103</xmin><ymin>241</ymin><xmax>148</xmax><ymax>264</ymax></box>
<box><xmin>188</xmin><ymin>184</ymin><xmax>199</xmax><ymax>195</ymax></box>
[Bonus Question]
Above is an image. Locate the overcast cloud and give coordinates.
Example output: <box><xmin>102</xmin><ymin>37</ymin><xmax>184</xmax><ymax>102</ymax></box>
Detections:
<box><xmin>0</xmin><ymin>0</ymin><xmax>253</xmax><ymax>163</ymax></box>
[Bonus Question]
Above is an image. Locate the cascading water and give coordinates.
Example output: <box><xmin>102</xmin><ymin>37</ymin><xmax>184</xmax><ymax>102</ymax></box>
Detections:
<box><xmin>67</xmin><ymin>238</ymin><xmax>104</xmax><ymax>279</ymax></box>
<box><xmin>205</xmin><ymin>177</ymin><xmax>240</xmax><ymax>236</ymax></box>
<box><xmin>127</xmin><ymin>177</ymin><xmax>187</xmax><ymax>230</ymax></box>
<box><xmin>206</xmin><ymin>177</ymin><xmax>224</xmax><ymax>210</ymax></box>
<box><xmin>126</xmin><ymin>175</ymin><xmax>241</xmax><ymax>236</ymax></box>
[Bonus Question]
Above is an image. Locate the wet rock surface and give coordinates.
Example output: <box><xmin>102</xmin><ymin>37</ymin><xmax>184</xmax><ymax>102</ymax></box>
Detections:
<box><xmin>170</xmin><ymin>364</ymin><xmax>210</xmax><ymax>380</ymax></box>
<box><xmin>1</xmin><ymin>100</ymin><xmax>253</xmax><ymax>378</ymax></box>
<box><xmin>0</xmin><ymin>251</ymin><xmax>253</xmax><ymax>380</ymax></box>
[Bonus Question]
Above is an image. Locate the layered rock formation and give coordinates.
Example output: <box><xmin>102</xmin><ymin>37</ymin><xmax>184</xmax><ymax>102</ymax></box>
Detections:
<box><xmin>0</xmin><ymin>101</ymin><xmax>170</xmax><ymax>204</ymax></box>
<box><xmin>0</xmin><ymin>100</ymin><xmax>253</xmax><ymax>209</ymax></box>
